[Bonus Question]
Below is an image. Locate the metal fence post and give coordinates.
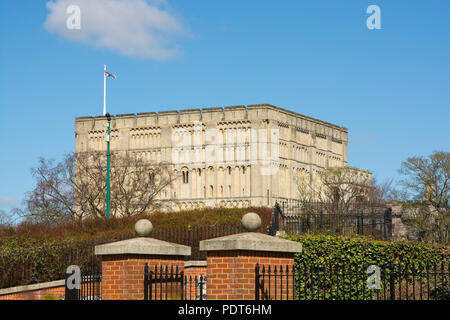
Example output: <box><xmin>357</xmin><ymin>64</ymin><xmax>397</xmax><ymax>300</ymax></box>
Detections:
<box><xmin>180</xmin><ymin>270</ymin><xmax>185</xmax><ymax>301</ymax></box>
<box><xmin>390</xmin><ymin>262</ymin><xmax>395</xmax><ymax>300</ymax></box>
<box><xmin>144</xmin><ymin>263</ymin><xmax>148</xmax><ymax>300</ymax></box>
<box><xmin>320</xmin><ymin>210</ymin><xmax>323</xmax><ymax>232</ymax></box>
<box><xmin>255</xmin><ymin>264</ymin><xmax>260</xmax><ymax>300</ymax></box>
<box><xmin>357</xmin><ymin>214</ymin><xmax>363</xmax><ymax>235</ymax></box>
<box><xmin>198</xmin><ymin>275</ymin><xmax>204</xmax><ymax>301</ymax></box>
<box><xmin>384</xmin><ymin>208</ymin><xmax>392</xmax><ymax>240</ymax></box>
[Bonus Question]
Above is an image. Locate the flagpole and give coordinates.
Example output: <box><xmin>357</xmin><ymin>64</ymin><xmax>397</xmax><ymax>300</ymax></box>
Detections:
<box><xmin>103</xmin><ymin>65</ymin><xmax>107</xmax><ymax>116</ymax></box>
<box><xmin>106</xmin><ymin>113</ymin><xmax>111</xmax><ymax>218</ymax></box>
<box><xmin>104</xmin><ymin>64</ymin><xmax>110</xmax><ymax>218</ymax></box>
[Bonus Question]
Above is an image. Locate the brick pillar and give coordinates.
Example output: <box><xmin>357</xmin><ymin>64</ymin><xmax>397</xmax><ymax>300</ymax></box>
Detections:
<box><xmin>200</xmin><ymin>232</ymin><xmax>302</xmax><ymax>300</ymax></box>
<box><xmin>95</xmin><ymin>237</ymin><xmax>191</xmax><ymax>300</ymax></box>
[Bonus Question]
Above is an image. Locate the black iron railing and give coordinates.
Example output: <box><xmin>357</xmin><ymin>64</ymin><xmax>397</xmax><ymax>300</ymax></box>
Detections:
<box><xmin>0</xmin><ymin>225</ymin><xmax>249</xmax><ymax>289</ymax></box>
<box><xmin>65</xmin><ymin>270</ymin><xmax>102</xmax><ymax>300</ymax></box>
<box><xmin>255</xmin><ymin>261</ymin><xmax>450</xmax><ymax>300</ymax></box>
<box><xmin>269</xmin><ymin>200</ymin><xmax>392</xmax><ymax>240</ymax></box>
<box><xmin>143</xmin><ymin>264</ymin><xmax>206</xmax><ymax>300</ymax></box>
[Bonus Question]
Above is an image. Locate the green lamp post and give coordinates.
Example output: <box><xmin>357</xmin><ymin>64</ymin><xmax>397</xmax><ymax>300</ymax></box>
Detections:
<box><xmin>105</xmin><ymin>113</ymin><xmax>112</xmax><ymax>218</ymax></box>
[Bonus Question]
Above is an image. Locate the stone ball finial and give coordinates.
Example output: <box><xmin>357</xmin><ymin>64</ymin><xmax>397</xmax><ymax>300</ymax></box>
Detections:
<box><xmin>135</xmin><ymin>219</ymin><xmax>153</xmax><ymax>237</ymax></box>
<box><xmin>241</xmin><ymin>212</ymin><xmax>261</xmax><ymax>232</ymax></box>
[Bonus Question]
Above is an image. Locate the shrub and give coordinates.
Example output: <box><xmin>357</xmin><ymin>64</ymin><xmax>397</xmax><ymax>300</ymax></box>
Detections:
<box><xmin>0</xmin><ymin>207</ymin><xmax>272</xmax><ymax>241</ymax></box>
<box><xmin>287</xmin><ymin>234</ymin><xmax>449</xmax><ymax>300</ymax></box>
<box><xmin>0</xmin><ymin>207</ymin><xmax>272</xmax><ymax>289</ymax></box>
<box><xmin>430</xmin><ymin>286</ymin><xmax>450</xmax><ymax>300</ymax></box>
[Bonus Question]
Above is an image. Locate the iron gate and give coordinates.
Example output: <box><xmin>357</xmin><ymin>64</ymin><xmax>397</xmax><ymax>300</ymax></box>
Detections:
<box><xmin>65</xmin><ymin>271</ymin><xmax>101</xmax><ymax>300</ymax></box>
<box><xmin>144</xmin><ymin>264</ymin><xmax>206</xmax><ymax>300</ymax></box>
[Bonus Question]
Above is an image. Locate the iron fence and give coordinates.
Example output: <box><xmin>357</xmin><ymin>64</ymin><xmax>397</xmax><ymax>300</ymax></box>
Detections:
<box><xmin>143</xmin><ymin>264</ymin><xmax>206</xmax><ymax>300</ymax></box>
<box><xmin>270</xmin><ymin>199</ymin><xmax>392</xmax><ymax>239</ymax></box>
<box><xmin>255</xmin><ymin>261</ymin><xmax>450</xmax><ymax>300</ymax></box>
<box><xmin>0</xmin><ymin>225</ymin><xmax>243</xmax><ymax>289</ymax></box>
<box><xmin>79</xmin><ymin>271</ymin><xmax>102</xmax><ymax>300</ymax></box>
<box><xmin>0</xmin><ymin>239</ymin><xmax>105</xmax><ymax>290</ymax></box>
<box><xmin>65</xmin><ymin>270</ymin><xmax>102</xmax><ymax>300</ymax></box>
<box><xmin>152</xmin><ymin>225</ymin><xmax>249</xmax><ymax>260</ymax></box>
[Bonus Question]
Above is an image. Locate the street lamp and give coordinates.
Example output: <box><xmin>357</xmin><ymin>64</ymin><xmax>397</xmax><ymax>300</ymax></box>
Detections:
<box><xmin>105</xmin><ymin>112</ymin><xmax>112</xmax><ymax>218</ymax></box>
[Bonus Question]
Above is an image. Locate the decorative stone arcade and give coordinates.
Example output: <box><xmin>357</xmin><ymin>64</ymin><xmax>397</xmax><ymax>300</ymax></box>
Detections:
<box><xmin>200</xmin><ymin>213</ymin><xmax>302</xmax><ymax>300</ymax></box>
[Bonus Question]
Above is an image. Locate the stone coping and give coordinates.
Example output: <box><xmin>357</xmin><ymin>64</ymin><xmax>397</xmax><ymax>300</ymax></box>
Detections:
<box><xmin>0</xmin><ymin>279</ymin><xmax>65</xmax><ymax>296</ymax></box>
<box><xmin>76</xmin><ymin>104</ymin><xmax>347</xmax><ymax>131</ymax></box>
<box><xmin>95</xmin><ymin>237</ymin><xmax>191</xmax><ymax>256</ymax></box>
<box><xmin>199</xmin><ymin>232</ymin><xmax>302</xmax><ymax>253</ymax></box>
<box><xmin>184</xmin><ymin>260</ymin><xmax>207</xmax><ymax>268</ymax></box>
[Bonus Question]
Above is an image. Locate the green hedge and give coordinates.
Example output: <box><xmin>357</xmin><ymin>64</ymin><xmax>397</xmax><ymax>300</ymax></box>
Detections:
<box><xmin>0</xmin><ymin>207</ymin><xmax>273</xmax><ymax>289</ymax></box>
<box><xmin>287</xmin><ymin>234</ymin><xmax>449</xmax><ymax>300</ymax></box>
<box><xmin>0</xmin><ymin>238</ymin><xmax>98</xmax><ymax>289</ymax></box>
<box><xmin>0</xmin><ymin>207</ymin><xmax>273</xmax><ymax>241</ymax></box>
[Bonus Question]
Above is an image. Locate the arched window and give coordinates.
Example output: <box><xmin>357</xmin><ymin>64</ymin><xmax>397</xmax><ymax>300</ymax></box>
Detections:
<box><xmin>182</xmin><ymin>168</ymin><xmax>189</xmax><ymax>184</ymax></box>
<box><xmin>209</xmin><ymin>185</ymin><xmax>214</xmax><ymax>198</ymax></box>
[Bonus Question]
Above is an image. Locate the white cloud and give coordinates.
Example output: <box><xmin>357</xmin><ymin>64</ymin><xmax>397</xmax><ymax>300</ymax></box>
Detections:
<box><xmin>44</xmin><ymin>0</ymin><xmax>186</xmax><ymax>60</ymax></box>
<box><xmin>0</xmin><ymin>195</ymin><xmax>17</xmax><ymax>207</ymax></box>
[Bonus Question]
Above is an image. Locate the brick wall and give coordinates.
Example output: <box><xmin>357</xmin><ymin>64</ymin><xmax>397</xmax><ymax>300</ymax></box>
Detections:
<box><xmin>0</xmin><ymin>280</ymin><xmax>65</xmax><ymax>300</ymax></box>
<box><xmin>101</xmin><ymin>254</ymin><xmax>185</xmax><ymax>300</ymax></box>
<box><xmin>206</xmin><ymin>250</ymin><xmax>295</xmax><ymax>300</ymax></box>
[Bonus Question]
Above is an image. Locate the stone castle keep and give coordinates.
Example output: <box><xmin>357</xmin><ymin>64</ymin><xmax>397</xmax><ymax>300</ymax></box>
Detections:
<box><xmin>75</xmin><ymin>104</ymin><xmax>351</xmax><ymax>210</ymax></box>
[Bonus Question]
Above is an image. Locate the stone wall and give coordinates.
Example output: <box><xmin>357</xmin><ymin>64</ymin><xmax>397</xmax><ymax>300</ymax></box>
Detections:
<box><xmin>75</xmin><ymin>104</ymin><xmax>350</xmax><ymax>210</ymax></box>
<box><xmin>390</xmin><ymin>204</ymin><xmax>422</xmax><ymax>241</ymax></box>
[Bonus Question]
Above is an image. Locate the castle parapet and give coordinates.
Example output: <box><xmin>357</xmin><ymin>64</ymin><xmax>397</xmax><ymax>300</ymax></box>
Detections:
<box><xmin>201</xmin><ymin>107</ymin><xmax>223</xmax><ymax>122</ymax></box>
<box><xmin>136</xmin><ymin>112</ymin><xmax>157</xmax><ymax>127</ymax></box>
<box><xmin>180</xmin><ymin>109</ymin><xmax>201</xmax><ymax>123</ymax></box>
<box><xmin>224</xmin><ymin>105</ymin><xmax>246</xmax><ymax>121</ymax></box>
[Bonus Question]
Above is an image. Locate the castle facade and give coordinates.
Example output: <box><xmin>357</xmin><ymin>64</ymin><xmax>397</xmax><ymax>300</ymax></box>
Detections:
<box><xmin>75</xmin><ymin>104</ymin><xmax>351</xmax><ymax>210</ymax></box>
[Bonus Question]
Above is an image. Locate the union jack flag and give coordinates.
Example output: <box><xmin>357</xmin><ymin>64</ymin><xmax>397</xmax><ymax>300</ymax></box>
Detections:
<box><xmin>104</xmin><ymin>71</ymin><xmax>117</xmax><ymax>79</ymax></box>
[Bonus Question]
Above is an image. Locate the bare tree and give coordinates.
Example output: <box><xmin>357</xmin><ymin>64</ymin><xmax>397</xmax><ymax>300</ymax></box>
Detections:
<box><xmin>370</xmin><ymin>176</ymin><xmax>399</xmax><ymax>203</ymax></box>
<box><xmin>397</xmin><ymin>151</ymin><xmax>449</xmax><ymax>243</ymax></box>
<box><xmin>296</xmin><ymin>166</ymin><xmax>373</xmax><ymax>212</ymax></box>
<box><xmin>15</xmin><ymin>151</ymin><xmax>176</xmax><ymax>223</ymax></box>
<box><xmin>398</xmin><ymin>151</ymin><xmax>449</xmax><ymax>213</ymax></box>
<box><xmin>0</xmin><ymin>209</ymin><xmax>13</xmax><ymax>226</ymax></box>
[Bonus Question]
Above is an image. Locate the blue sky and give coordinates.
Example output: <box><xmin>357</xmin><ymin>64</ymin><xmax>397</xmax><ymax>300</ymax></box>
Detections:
<box><xmin>0</xmin><ymin>0</ymin><xmax>449</xmax><ymax>217</ymax></box>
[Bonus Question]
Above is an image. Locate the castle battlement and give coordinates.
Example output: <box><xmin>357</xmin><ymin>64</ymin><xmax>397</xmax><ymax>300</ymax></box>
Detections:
<box><xmin>75</xmin><ymin>104</ymin><xmax>347</xmax><ymax>142</ymax></box>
